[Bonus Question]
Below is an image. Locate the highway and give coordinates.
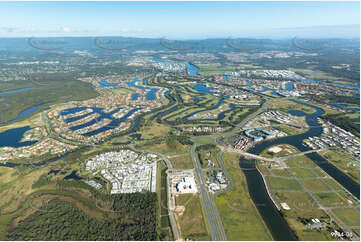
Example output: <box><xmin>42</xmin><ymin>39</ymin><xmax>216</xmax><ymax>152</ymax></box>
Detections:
<box><xmin>190</xmin><ymin>144</ymin><xmax>227</xmax><ymax>241</ymax></box>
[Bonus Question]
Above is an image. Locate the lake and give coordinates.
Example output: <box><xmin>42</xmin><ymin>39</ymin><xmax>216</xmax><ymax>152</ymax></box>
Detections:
<box><xmin>0</xmin><ymin>126</ymin><xmax>38</xmax><ymax>148</ymax></box>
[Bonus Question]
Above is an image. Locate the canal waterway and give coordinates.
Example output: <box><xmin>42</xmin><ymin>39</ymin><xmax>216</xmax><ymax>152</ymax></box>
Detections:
<box><xmin>127</xmin><ymin>77</ymin><xmax>158</xmax><ymax>100</ymax></box>
<box><xmin>192</xmin><ymin>84</ymin><xmax>216</xmax><ymax>94</ymax></box>
<box><xmin>239</xmin><ymin>158</ymin><xmax>298</xmax><ymax>241</ymax></box>
<box><xmin>239</xmin><ymin>99</ymin><xmax>360</xmax><ymax>240</ymax></box>
<box><xmin>98</xmin><ymin>79</ymin><xmax>119</xmax><ymax>88</ymax></box>
<box><xmin>186</xmin><ymin>62</ymin><xmax>199</xmax><ymax>76</ymax></box>
<box><xmin>248</xmin><ymin>99</ymin><xmax>359</xmax><ymax>198</ymax></box>
<box><xmin>60</xmin><ymin>106</ymin><xmax>142</xmax><ymax>137</ymax></box>
<box><xmin>153</xmin><ymin>57</ymin><xmax>197</xmax><ymax>75</ymax></box>
<box><xmin>149</xmin><ymin>90</ymin><xmax>177</xmax><ymax>121</ymax></box>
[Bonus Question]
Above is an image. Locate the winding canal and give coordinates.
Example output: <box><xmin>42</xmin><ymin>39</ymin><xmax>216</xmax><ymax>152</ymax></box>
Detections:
<box><xmin>239</xmin><ymin>99</ymin><xmax>360</xmax><ymax>241</ymax></box>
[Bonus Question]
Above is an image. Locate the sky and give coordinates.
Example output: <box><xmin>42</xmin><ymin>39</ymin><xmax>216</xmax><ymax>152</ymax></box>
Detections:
<box><xmin>0</xmin><ymin>1</ymin><xmax>359</xmax><ymax>38</ymax></box>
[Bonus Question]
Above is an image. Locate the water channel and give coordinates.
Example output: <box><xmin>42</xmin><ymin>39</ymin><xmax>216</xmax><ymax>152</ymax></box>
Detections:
<box><xmin>238</xmin><ymin>99</ymin><xmax>360</xmax><ymax>241</ymax></box>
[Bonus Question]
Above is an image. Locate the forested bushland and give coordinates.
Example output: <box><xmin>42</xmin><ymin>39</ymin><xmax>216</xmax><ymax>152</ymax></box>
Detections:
<box><xmin>8</xmin><ymin>192</ymin><xmax>158</xmax><ymax>241</ymax></box>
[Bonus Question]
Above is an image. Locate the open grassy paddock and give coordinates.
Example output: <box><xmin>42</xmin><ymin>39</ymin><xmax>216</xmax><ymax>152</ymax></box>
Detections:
<box><xmin>269</xmin><ymin>99</ymin><xmax>315</xmax><ymax>114</ymax></box>
<box><xmin>272</xmin><ymin>191</ymin><xmax>338</xmax><ymax>241</ymax></box>
<box><xmin>318</xmin><ymin>149</ymin><xmax>360</xmax><ymax>183</ymax></box>
<box><xmin>174</xmin><ymin>194</ymin><xmax>210</xmax><ymax>241</ymax></box>
<box><xmin>214</xmin><ymin>152</ymin><xmax>273</xmax><ymax>241</ymax></box>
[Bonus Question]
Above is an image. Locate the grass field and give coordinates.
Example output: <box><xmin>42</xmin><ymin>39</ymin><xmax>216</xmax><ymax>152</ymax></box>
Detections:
<box><xmin>313</xmin><ymin>192</ymin><xmax>349</xmax><ymax>207</ymax></box>
<box><xmin>270</xmin><ymin>168</ymin><xmax>291</xmax><ymax>177</ymax></box>
<box><xmin>267</xmin><ymin>176</ymin><xmax>303</xmax><ymax>191</ymax></box>
<box><xmin>322</xmin><ymin>178</ymin><xmax>345</xmax><ymax>191</ymax></box>
<box><xmin>140</xmin><ymin>121</ymin><xmax>171</xmax><ymax>139</ymax></box>
<box><xmin>275</xmin><ymin>124</ymin><xmax>306</xmax><ymax>136</ymax></box>
<box><xmin>289</xmin><ymin>168</ymin><xmax>317</xmax><ymax>179</ymax></box>
<box><xmin>215</xmin><ymin>153</ymin><xmax>273</xmax><ymax>241</ymax></box>
<box><xmin>168</xmin><ymin>154</ymin><xmax>193</xmax><ymax>169</ymax></box>
<box><xmin>332</xmin><ymin>208</ymin><xmax>360</xmax><ymax>227</ymax></box>
<box><xmin>0</xmin><ymin>110</ymin><xmax>45</xmax><ymax>133</ymax></box>
<box><xmin>269</xmin><ymin>98</ymin><xmax>315</xmax><ymax>114</ymax></box>
<box><xmin>136</xmin><ymin>140</ymin><xmax>190</xmax><ymax>156</ymax></box>
<box><xmin>345</xmin><ymin>111</ymin><xmax>360</xmax><ymax>120</ymax></box>
<box><xmin>193</xmin><ymin>136</ymin><xmax>214</xmax><ymax>145</ymax></box>
<box><xmin>164</xmin><ymin>106</ymin><xmax>205</xmax><ymax>121</ymax></box>
<box><xmin>175</xmin><ymin>194</ymin><xmax>210</xmax><ymax>241</ymax></box>
<box><xmin>318</xmin><ymin>149</ymin><xmax>360</xmax><ymax>183</ymax></box>
<box><xmin>300</xmin><ymin>179</ymin><xmax>331</xmax><ymax>192</ymax></box>
<box><xmin>284</xmin><ymin>155</ymin><xmax>317</xmax><ymax>168</ymax></box>
<box><xmin>225</xmin><ymin>107</ymin><xmax>251</xmax><ymax>124</ymax></box>
<box><xmin>288</xmin><ymin>68</ymin><xmax>355</xmax><ymax>84</ymax></box>
<box><xmin>157</xmin><ymin>161</ymin><xmax>173</xmax><ymax>240</ymax></box>
<box><xmin>238</xmin><ymin>64</ymin><xmax>262</xmax><ymax>69</ymax></box>
<box><xmin>256</xmin><ymin>163</ymin><xmax>273</xmax><ymax>176</ymax></box>
<box><xmin>299</xmin><ymin>100</ymin><xmax>342</xmax><ymax>115</ymax></box>
<box><xmin>272</xmin><ymin>191</ymin><xmax>337</xmax><ymax>241</ymax></box>
<box><xmin>198</xmin><ymin>64</ymin><xmax>236</xmax><ymax>75</ymax></box>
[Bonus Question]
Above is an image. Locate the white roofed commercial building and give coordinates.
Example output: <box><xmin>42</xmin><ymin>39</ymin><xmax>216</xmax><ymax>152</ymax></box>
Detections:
<box><xmin>176</xmin><ymin>176</ymin><xmax>197</xmax><ymax>194</ymax></box>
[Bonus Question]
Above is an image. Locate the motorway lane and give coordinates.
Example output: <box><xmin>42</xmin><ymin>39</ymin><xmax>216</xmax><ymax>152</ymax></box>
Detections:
<box><xmin>190</xmin><ymin>144</ymin><xmax>227</xmax><ymax>241</ymax></box>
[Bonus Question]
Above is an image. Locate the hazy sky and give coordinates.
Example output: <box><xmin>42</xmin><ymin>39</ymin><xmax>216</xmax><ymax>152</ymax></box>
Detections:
<box><xmin>0</xmin><ymin>1</ymin><xmax>359</xmax><ymax>38</ymax></box>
